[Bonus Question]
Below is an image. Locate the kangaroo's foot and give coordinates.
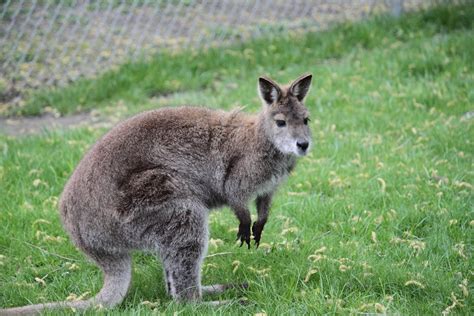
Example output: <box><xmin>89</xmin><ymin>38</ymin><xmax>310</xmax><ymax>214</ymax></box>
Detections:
<box><xmin>200</xmin><ymin>298</ymin><xmax>249</xmax><ymax>306</ymax></box>
<box><xmin>202</xmin><ymin>282</ymin><xmax>248</xmax><ymax>295</ymax></box>
<box><xmin>236</xmin><ymin>222</ymin><xmax>251</xmax><ymax>249</ymax></box>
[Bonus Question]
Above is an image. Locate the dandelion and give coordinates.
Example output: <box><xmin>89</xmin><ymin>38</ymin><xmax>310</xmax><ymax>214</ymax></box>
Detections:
<box><xmin>66</xmin><ymin>262</ymin><xmax>80</xmax><ymax>271</ymax></box>
<box><xmin>454</xmin><ymin>243</ymin><xmax>467</xmax><ymax>260</ymax></box>
<box><xmin>287</xmin><ymin>191</ymin><xmax>307</xmax><ymax>196</ymax></box>
<box><xmin>304</xmin><ymin>269</ymin><xmax>318</xmax><ymax>283</ymax></box>
<box><xmin>315</xmin><ymin>246</ymin><xmax>327</xmax><ymax>254</ymax></box>
<box><xmin>408</xmin><ymin>240</ymin><xmax>426</xmax><ymax>252</ymax></box>
<box><xmin>351</xmin><ymin>215</ymin><xmax>361</xmax><ymax>223</ymax></box>
<box><xmin>209</xmin><ymin>238</ymin><xmax>224</xmax><ymax>249</ymax></box>
<box><xmin>140</xmin><ymin>300</ymin><xmax>160</xmax><ymax>309</ymax></box>
<box><xmin>308</xmin><ymin>254</ymin><xmax>326</xmax><ymax>262</ymax></box>
<box><xmin>34</xmin><ymin>277</ymin><xmax>46</xmax><ymax>286</ymax></box>
<box><xmin>327</xmin><ymin>298</ymin><xmax>344</xmax><ymax>308</ymax></box>
<box><xmin>248</xmin><ymin>266</ymin><xmax>271</xmax><ymax>277</ymax></box>
<box><xmin>32</xmin><ymin>219</ymin><xmax>51</xmax><ymax>226</ymax></box>
<box><xmin>371</xmin><ymin>231</ymin><xmax>377</xmax><ymax>243</ymax></box>
<box><xmin>281</xmin><ymin>227</ymin><xmax>299</xmax><ymax>235</ymax></box>
<box><xmin>308</xmin><ymin>246</ymin><xmax>327</xmax><ymax>262</ymax></box>
<box><xmin>28</xmin><ymin>169</ymin><xmax>42</xmax><ymax>176</ymax></box>
<box><xmin>337</xmin><ymin>258</ymin><xmax>352</xmax><ymax>264</ymax></box>
<box><xmin>43</xmin><ymin>235</ymin><xmax>65</xmax><ymax>243</ymax></box>
<box><xmin>329</xmin><ymin>174</ymin><xmax>350</xmax><ymax>188</ymax></box>
<box><xmin>43</xmin><ymin>196</ymin><xmax>58</xmax><ymax>208</ymax></box>
<box><xmin>351</xmin><ymin>153</ymin><xmax>362</xmax><ymax>166</ymax></box>
<box><xmin>459</xmin><ymin>279</ymin><xmax>468</xmax><ymax>297</ymax></box>
<box><xmin>453</xmin><ymin>181</ymin><xmax>473</xmax><ymax>190</ymax></box>
<box><xmin>374</xmin><ymin>303</ymin><xmax>386</xmax><ymax>313</ymax></box>
<box><xmin>339</xmin><ymin>265</ymin><xmax>351</xmax><ymax>272</ymax></box>
<box><xmin>374</xmin><ymin>215</ymin><xmax>384</xmax><ymax>225</ymax></box>
<box><xmin>75</xmin><ymin>292</ymin><xmax>90</xmax><ymax>301</ymax></box>
<box><xmin>404</xmin><ymin>280</ymin><xmax>425</xmax><ymax>289</ymax></box>
<box><xmin>442</xmin><ymin>292</ymin><xmax>464</xmax><ymax>315</ymax></box>
<box><xmin>362</xmin><ymin>262</ymin><xmax>372</xmax><ymax>270</ymax></box>
<box><xmin>204</xmin><ymin>263</ymin><xmax>218</xmax><ymax>270</ymax></box>
<box><xmin>377</xmin><ymin>178</ymin><xmax>386</xmax><ymax>193</ymax></box>
<box><xmin>66</xmin><ymin>294</ymin><xmax>78</xmax><ymax>301</ymax></box>
<box><xmin>257</xmin><ymin>242</ymin><xmax>272</xmax><ymax>250</ymax></box>
<box><xmin>359</xmin><ymin>302</ymin><xmax>386</xmax><ymax>313</ymax></box>
<box><xmin>232</xmin><ymin>260</ymin><xmax>241</xmax><ymax>274</ymax></box>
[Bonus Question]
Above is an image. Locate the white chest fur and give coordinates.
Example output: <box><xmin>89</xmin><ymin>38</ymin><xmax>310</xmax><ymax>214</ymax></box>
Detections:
<box><xmin>255</xmin><ymin>172</ymin><xmax>288</xmax><ymax>196</ymax></box>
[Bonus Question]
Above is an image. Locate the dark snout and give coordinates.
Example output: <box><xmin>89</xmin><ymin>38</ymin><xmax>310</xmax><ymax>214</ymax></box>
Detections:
<box><xmin>296</xmin><ymin>140</ymin><xmax>310</xmax><ymax>155</ymax></box>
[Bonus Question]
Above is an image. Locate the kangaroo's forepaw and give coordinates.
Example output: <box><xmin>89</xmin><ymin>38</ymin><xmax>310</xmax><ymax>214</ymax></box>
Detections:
<box><xmin>238</xmin><ymin>282</ymin><xmax>249</xmax><ymax>290</ymax></box>
<box><xmin>236</xmin><ymin>222</ymin><xmax>251</xmax><ymax>249</ymax></box>
<box><xmin>252</xmin><ymin>221</ymin><xmax>265</xmax><ymax>248</ymax></box>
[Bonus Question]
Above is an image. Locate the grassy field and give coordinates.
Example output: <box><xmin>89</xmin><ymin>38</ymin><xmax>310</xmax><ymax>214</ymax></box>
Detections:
<box><xmin>1</xmin><ymin>4</ymin><xmax>473</xmax><ymax>315</ymax></box>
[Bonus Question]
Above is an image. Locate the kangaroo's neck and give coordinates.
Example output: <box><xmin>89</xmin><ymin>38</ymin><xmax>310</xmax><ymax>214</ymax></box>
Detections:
<box><xmin>254</xmin><ymin>112</ymin><xmax>278</xmax><ymax>154</ymax></box>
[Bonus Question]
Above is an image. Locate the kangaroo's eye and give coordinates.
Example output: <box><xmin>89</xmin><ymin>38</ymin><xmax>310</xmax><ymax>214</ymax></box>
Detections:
<box><xmin>303</xmin><ymin>118</ymin><xmax>310</xmax><ymax>125</ymax></box>
<box><xmin>275</xmin><ymin>120</ymin><xmax>286</xmax><ymax>127</ymax></box>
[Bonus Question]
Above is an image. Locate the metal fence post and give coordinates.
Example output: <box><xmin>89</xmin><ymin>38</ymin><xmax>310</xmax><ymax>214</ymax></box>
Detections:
<box><xmin>389</xmin><ymin>0</ymin><xmax>405</xmax><ymax>17</ymax></box>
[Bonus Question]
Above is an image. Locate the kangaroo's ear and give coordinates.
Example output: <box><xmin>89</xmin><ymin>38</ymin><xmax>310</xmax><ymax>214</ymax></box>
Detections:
<box><xmin>290</xmin><ymin>73</ymin><xmax>312</xmax><ymax>101</ymax></box>
<box><xmin>258</xmin><ymin>76</ymin><xmax>282</xmax><ymax>106</ymax></box>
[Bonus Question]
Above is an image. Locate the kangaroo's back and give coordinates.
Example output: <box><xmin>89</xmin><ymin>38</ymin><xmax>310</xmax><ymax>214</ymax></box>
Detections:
<box><xmin>61</xmin><ymin>106</ymin><xmax>253</xmax><ymax>209</ymax></box>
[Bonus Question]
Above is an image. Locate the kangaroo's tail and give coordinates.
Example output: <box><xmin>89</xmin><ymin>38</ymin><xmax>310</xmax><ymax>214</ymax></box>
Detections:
<box><xmin>1</xmin><ymin>254</ymin><xmax>132</xmax><ymax>315</ymax></box>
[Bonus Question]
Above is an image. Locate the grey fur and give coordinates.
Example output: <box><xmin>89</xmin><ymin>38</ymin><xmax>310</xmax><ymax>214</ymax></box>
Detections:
<box><xmin>0</xmin><ymin>74</ymin><xmax>312</xmax><ymax>315</ymax></box>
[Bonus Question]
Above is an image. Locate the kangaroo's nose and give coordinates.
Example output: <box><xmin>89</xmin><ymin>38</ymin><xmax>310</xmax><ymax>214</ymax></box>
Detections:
<box><xmin>297</xmin><ymin>141</ymin><xmax>309</xmax><ymax>151</ymax></box>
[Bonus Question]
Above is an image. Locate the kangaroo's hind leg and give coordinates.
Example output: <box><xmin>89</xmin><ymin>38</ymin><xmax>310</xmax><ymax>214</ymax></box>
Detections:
<box><xmin>155</xmin><ymin>200</ymin><xmax>209</xmax><ymax>302</ymax></box>
<box><xmin>86</xmin><ymin>250</ymin><xmax>132</xmax><ymax>308</ymax></box>
<box><xmin>151</xmin><ymin>200</ymin><xmax>244</xmax><ymax>304</ymax></box>
<box><xmin>1</xmin><ymin>251</ymin><xmax>132</xmax><ymax>315</ymax></box>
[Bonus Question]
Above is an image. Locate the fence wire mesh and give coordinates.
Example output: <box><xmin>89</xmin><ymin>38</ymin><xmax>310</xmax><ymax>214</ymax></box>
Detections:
<box><xmin>0</xmin><ymin>0</ymin><xmax>462</xmax><ymax>106</ymax></box>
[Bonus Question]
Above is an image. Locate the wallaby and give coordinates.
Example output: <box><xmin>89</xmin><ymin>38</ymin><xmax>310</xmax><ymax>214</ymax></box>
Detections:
<box><xmin>1</xmin><ymin>74</ymin><xmax>312</xmax><ymax>315</ymax></box>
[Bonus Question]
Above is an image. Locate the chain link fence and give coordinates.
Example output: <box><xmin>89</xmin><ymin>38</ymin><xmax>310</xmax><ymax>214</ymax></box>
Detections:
<box><xmin>0</xmin><ymin>0</ymin><xmax>459</xmax><ymax>106</ymax></box>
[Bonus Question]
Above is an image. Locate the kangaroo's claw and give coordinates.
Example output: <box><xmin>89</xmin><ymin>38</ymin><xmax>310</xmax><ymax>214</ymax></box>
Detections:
<box><xmin>237</xmin><ymin>222</ymin><xmax>251</xmax><ymax>249</ymax></box>
<box><xmin>252</xmin><ymin>221</ymin><xmax>265</xmax><ymax>248</ymax></box>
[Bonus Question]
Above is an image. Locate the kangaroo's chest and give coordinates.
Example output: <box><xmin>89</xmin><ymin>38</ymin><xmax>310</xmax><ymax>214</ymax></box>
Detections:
<box><xmin>253</xmin><ymin>157</ymin><xmax>295</xmax><ymax>196</ymax></box>
<box><xmin>255</xmin><ymin>172</ymin><xmax>288</xmax><ymax>196</ymax></box>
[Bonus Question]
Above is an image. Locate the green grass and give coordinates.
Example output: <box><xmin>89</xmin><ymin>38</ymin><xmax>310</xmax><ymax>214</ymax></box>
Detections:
<box><xmin>1</xmin><ymin>3</ymin><xmax>473</xmax><ymax>315</ymax></box>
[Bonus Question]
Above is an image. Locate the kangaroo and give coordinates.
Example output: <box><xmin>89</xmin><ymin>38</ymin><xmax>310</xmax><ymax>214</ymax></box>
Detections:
<box><xmin>1</xmin><ymin>74</ymin><xmax>312</xmax><ymax>315</ymax></box>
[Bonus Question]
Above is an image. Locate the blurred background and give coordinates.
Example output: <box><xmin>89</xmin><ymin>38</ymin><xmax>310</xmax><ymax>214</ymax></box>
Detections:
<box><xmin>0</xmin><ymin>0</ymin><xmax>454</xmax><ymax>112</ymax></box>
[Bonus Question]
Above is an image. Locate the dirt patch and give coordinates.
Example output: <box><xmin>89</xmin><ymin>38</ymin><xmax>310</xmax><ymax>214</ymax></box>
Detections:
<box><xmin>0</xmin><ymin>112</ymin><xmax>114</xmax><ymax>137</ymax></box>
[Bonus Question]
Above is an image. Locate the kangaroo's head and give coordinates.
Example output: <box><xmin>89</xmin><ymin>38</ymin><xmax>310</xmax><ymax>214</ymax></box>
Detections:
<box><xmin>258</xmin><ymin>74</ymin><xmax>312</xmax><ymax>156</ymax></box>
